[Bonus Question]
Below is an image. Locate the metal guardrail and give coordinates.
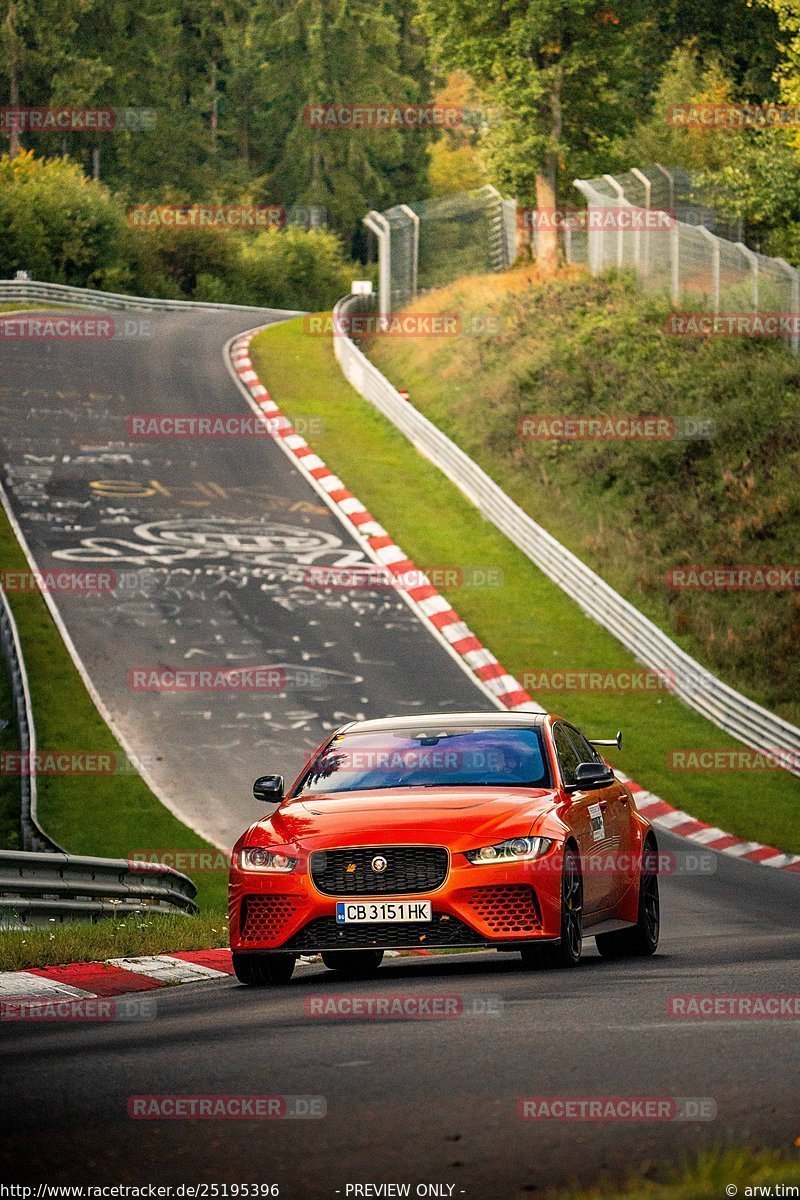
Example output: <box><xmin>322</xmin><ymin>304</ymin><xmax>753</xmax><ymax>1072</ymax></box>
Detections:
<box><xmin>0</xmin><ymin>850</ymin><xmax>198</xmax><ymax>928</ymax></box>
<box><xmin>0</xmin><ymin>586</ymin><xmax>62</xmax><ymax>852</ymax></box>
<box><xmin>332</xmin><ymin>293</ymin><xmax>800</xmax><ymax>775</ymax></box>
<box><xmin>0</xmin><ymin>278</ymin><xmax>303</xmax><ymax>315</ymax></box>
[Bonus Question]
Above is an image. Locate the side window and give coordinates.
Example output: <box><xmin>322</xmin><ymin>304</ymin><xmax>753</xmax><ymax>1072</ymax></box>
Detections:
<box><xmin>553</xmin><ymin>723</ymin><xmax>580</xmax><ymax>787</ymax></box>
<box><xmin>567</xmin><ymin>726</ymin><xmax>602</xmax><ymax>766</ymax></box>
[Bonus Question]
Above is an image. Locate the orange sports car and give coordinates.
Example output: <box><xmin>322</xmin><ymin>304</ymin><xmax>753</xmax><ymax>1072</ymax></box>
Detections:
<box><xmin>228</xmin><ymin>712</ymin><xmax>660</xmax><ymax>984</ymax></box>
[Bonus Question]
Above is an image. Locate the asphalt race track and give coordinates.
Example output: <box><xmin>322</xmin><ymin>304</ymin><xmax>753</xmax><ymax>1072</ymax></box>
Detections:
<box><xmin>1</xmin><ymin>838</ymin><xmax>798</xmax><ymax>1193</ymax></box>
<box><xmin>1</xmin><ymin>309</ymin><xmax>798</xmax><ymax>1195</ymax></box>
<box><xmin>0</xmin><ymin>309</ymin><xmax>494</xmax><ymax>846</ymax></box>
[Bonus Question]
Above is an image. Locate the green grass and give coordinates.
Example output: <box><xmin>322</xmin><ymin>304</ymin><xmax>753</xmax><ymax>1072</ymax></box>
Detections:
<box><xmin>544</xmin><ymin>1147</ymin><xmax>800</xmax><ymax>1200</ymax></box>
<box><xmin>0</xmin><ymin>505</ymin><xmax>229</xmax><ymax>969</ymax></box>
<box><xmin>368</xmin><ymin>267</ymin><xmax>800</xmax><ymax>729</ymax></box>
<box><xmin>0</xmin><ymin>302</ymin><xmax>71</xmax><ymax>312</ymax></box>
<box><xmin>250</xmin><ymin>317</ymin><xmax>800</xmax><ymax>853</ymax></box>
<box><xmin>0</xmin><ymin>912</ymin><xmax>229</xmax><ymax>972</ymax></box>
<box><xmin>0</xmin><ymin>651</ymin><xmax>21</xmax><ymax>850</ymax></box>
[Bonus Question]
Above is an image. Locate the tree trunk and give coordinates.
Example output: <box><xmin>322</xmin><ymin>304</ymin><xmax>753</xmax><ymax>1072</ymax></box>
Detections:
<box><xmin>210</xmin><ymin>61</ymin><xmax>218</xmax><ymax>156</ymax></box>
<box><xmin>7</xmin><ymin>1</ymin><xmax>21</xmax><ymax>158</ymax></box>
<box><xmin>534</xmin><ymin>163</ymin><xmax>559</xmax><ymax>271</ymax></box>
<box><xmin>535</xmin><ymin>64</ymin><xmax>563</xmax><ymax>272</ymax></box>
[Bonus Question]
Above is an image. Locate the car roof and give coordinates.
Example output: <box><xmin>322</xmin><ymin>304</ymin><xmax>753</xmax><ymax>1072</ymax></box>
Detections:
<box><xmin>337</xmin><ymin>711</ymin><xmax>549</xmax><ymax>735</ymax></box>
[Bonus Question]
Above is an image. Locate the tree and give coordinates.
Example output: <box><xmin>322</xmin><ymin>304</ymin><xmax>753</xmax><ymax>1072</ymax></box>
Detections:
<box><xmin>417</xmin><ymin>0</ymin><xmax>652</xmax><ymax>269</ymax></box>
<box><xmin>251</xmin><ymin>0</ymin><xmax>432</xmax><ymax>246</ymax></box>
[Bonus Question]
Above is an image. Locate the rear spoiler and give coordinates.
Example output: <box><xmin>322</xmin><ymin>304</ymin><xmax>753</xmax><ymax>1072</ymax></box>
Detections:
<box><xmin>588</xmin><ymin>730</ymin><xmax>623</xmax><ymax>750</ymax></box>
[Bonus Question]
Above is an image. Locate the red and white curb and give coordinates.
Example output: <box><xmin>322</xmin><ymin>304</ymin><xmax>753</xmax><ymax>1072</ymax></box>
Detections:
<box><xmin>226</xmin><ymin>329</ymin><xmax>800</xmax><ymax>875</ymax></box>
<box><xmin>0</xmin><ymin>949</ymin><xmax>431</xmax><ymax>1003</ymax></box>
<box><xmin>0</xmin><ymin>949</ymin><xmax>235</xmax><ymax>1004</ymax></box>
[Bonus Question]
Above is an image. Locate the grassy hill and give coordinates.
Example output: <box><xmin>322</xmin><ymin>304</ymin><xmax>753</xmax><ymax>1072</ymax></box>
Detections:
<box><xmin>366</xmin><ymin>267</ymin><xmax>800</xmax><ymax>728</ymax></box>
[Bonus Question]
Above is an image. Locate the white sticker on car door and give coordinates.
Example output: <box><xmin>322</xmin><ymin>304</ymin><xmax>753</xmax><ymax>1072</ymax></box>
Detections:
<box><xmin>588</xmin><ymin>802</ymin><xmax>605</xmax><ymax>842</ymax></box>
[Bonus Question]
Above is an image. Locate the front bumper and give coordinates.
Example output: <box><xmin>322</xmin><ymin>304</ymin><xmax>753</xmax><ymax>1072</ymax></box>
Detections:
<box><xmin>229</xmin><ymin>848</ymin><xmax>565</xmax><ymax>953</ymax></box>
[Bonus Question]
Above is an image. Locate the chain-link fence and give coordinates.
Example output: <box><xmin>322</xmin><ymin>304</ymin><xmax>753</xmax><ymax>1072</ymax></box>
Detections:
<box><xmin>364</xmin><ymin>185</ymin><xmax>516</xmax><ymax>315</ymax></box>
<box><xmin>570</xmin><ymin>165</ymin><xmax>799</xmax><ymax>353</ymax></box>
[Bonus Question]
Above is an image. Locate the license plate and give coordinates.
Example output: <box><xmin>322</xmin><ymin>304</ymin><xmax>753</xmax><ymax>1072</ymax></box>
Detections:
<box><xmin>335</xmin><ymin>901</ymin><xmax>432</xmax><ymax>924</ymax></box>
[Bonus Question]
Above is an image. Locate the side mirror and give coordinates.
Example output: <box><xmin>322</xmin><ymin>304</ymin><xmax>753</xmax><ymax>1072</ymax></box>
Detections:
<box><xmin>253</xmin><ymin>775</ymin><xmax>284</xmax><ymax>805</ymax></box>
<box><xmin>574</xmin><ymin>762</ymin><xmax>614</xmax><ymax>790</ymax></box>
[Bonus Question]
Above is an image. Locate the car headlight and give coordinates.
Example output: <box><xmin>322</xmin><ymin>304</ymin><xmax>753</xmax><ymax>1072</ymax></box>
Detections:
<box><xmin>238</xmin><ymin>847</ymin><xmax>299</xmax><ymax>873</ymax></box>
<box><xmin>465</xmin><ymin>837</ymin><xmax>553</xmax><ymax>865</ymax></box>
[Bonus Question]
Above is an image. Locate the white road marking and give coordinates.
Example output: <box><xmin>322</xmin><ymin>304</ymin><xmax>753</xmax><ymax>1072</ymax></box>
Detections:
<box><xmin>107</xmin><ymin>956</ymin><xmax>230</xmax><ymax>983</ymax></box>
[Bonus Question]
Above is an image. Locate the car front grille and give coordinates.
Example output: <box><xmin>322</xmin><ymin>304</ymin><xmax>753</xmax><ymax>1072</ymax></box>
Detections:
<box><xmin>284</xmin><ymin>913</ymin><xmax>484</xmax><ymax>952</ymax></box>
<box><xmin>462</xmin><ymin>885</ymin><xmax>542</xmax><ymax>935</ymax></box>
<box><xmin>240</xmin><ymin>895</ymin><xmax>305</xmax><ymax>943</ymax></box>
<box><xmin>309</xmin><ymin>845</ymin><xmax>448</xmax><ymax>896</ymax></box>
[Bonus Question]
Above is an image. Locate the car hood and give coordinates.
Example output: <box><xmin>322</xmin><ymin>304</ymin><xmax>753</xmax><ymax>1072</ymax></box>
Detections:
<box><xmin>249</xmin><ymin>787</ymin><xmax>560</xmax><ymax>852</ymax></box>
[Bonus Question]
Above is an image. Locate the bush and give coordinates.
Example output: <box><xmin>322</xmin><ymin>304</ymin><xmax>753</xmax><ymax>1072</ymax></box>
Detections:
<box><xmin>239</xmin><ymin>226</ymin><xmax>358</xmax><ymax>310</ymax></box>
<box><xmin>0</xmin><ymin>152</ymin><xmax>127</xmax><ymax>286</ymax></box>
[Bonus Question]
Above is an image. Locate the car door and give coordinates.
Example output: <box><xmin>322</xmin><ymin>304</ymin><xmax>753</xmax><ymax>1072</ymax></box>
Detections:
<box><xmin>567</xmin><ymin>725</ymin><xmax>632</xmax><ymax>910</ymax></box>
<box><xmin>552</xmin><ymin>722</ymin><xmax>605</xmax><ymax>916</ymax></box>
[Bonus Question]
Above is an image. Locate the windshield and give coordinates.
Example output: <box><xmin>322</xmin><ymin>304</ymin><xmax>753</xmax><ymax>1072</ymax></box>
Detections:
<box><xmin>294</xmin><ymin>726</ymin><xmax>551</xmax><ymax>795</ymax></box>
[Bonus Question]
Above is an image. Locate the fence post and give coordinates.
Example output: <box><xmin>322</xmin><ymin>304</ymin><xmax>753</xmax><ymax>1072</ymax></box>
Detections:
<box><xmin>573</xmin><ymin>179</ymin><xmax>600</xmax><ymax>274</ymax></box>
<box><xmin>630</xmin><ymin>167</ymin><xmax>652</xmax><ymax>278</ymax></box>
<box><xmin>363</xmin><ymin>211</ymin><xmax>391</xmax><ymax>318</ymax></box>
<box><xmin>653</xmin><ymin>162</ymin><xmax>674</xmax><ymax>214</ymax></box>
<box><xmin>669</xmin><ymin>222</ymin><xmax>680</xmax><ymax>305</ymax></box>
<box><xmin>697</xmin><ymin>226</ymin><xmax>721</xmax><ymax>314</ymax></box>
<box><xmin>397</xmin><ymin>204</ymin><xmax>419</xmax><ymax>299</ymax></box>
<box><xmin>775</xmin><ymin>257</ymin><xmax>800</xmax><ymax>354</ymax></box>
<box><xmin>602</xmin><ymin>173</ymin><xmax>626</xmax><ymax>268</ymax></box>
<box><xmin>736</xmin><ymin>242</ymin><xmax>759</xmax><ymax>313</ymax></box>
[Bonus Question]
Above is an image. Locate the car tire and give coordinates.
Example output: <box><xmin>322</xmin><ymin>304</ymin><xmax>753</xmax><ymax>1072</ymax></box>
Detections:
<box><xmin>232</xmin><ymin>952</ymin><xmax>296</xmax><ymax>985</ymax></box>
<box><xmin>321</xmin><ymin>950</ymin><xmax>384</xmax><ymax>978</ymax></box>
<box><xmin>520</xmin><ymin>844</ymin><xmax>583</xmax><ymax>969</ymax></box>
<box><xmin>595</xmin><ymin>840</ymin><xmax>660</xmax><ymax>958</ymax></box>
